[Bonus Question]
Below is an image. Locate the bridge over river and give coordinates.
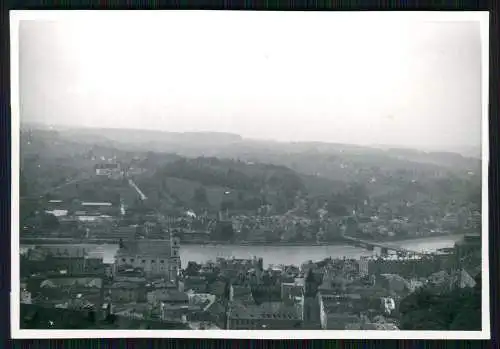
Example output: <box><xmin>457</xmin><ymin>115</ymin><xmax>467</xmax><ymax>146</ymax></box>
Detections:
<box><xmin>21</xmin><ymin>236</ymin><xmax>431</xmax><ymax>256</ymax></box>
<box><xmin>341</xmin><ymin>235</ymin><xmax>429</xmax><ymax>256</ymax></box>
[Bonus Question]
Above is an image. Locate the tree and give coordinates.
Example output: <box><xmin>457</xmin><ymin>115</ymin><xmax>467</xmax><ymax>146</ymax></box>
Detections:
<box><xmin>331</xmin><ymin>277</ymin><xmax>347</xmax><ymax>293</ymax></box>
<box><xmin>211</xmin><ymin>221</ymin><xmax>235</xmax><ymax>241</ymax></box>
<box><xmin>240</xmin><ymin>226</ymin><xmax>251</xmax><ymax>240</ymax></box>
<box><xmin>237</xmin><ymin>191</ymin><xmax>245</xmax><ymax>202</ymax></box>
<box><xmin>185</xmin><ymin>261</ymin><xmax>202</xmax><ymax>276</ymax></box>
<box><xmin>40</xmin><ymin>212</ymin><xmax>60</xmax><ymax>229</ymax></box>
<box><xmin>344</xmin><ymin>218</ymin><xmax>358</xmax><ymax>236</ymax></box>
<box><xmin>399</xmin><ymin>309</ymin><xmax>449</xmax><ymax>330</ymax></box>
<box><xmin>399</xmin><ymin>286</ymin><xmax>481</xmax><ymax>331</ymax></box>
<box><xmin>239</xmin><ymin>198</ymin><xmax>261</xmax><ymax>211</ymax></box>
<box><xmin>20</xmin><ymin>198</ymin><xmax>38</xmax><ymax>224</ymax></box>
<box><xmin>290</xmin><ymin>223</ymin><xmax>305</xmax><ymax>242</ymax></box>
<box><xmin>326</xmin><ymin>200</ymin><xmax>349</xmax><ymax>217</ymax></box>
<box><xmin>220</xmin><ymin>201</ymin><xmax>235</xmax><ymax>212</ymax></box>
<box><xmin>193</xmin><ymin>187</ymin><xmax>208</xmax><ymax>205</ymax></box>
<box><xmin>450</xmin><ymin>304</ymin><xmax>481</xmax><ymax>331</ymax></box>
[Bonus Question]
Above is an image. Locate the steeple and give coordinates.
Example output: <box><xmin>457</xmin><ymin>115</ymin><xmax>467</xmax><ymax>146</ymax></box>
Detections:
<box><xmin>305</xmin><ymin>268</ymin><xmax>319</xmax><ymax>297</ymax></box>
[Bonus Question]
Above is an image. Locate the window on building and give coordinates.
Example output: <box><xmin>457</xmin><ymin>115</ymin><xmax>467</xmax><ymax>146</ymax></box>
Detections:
<box><xmin>142</xmin><ymin>260</ymin><xmax>146</xmax><ymax>263</ymax></box>
<box><xmin>160</xmin><ymin>260</ymin><xmax>164</xmax><ymax>264</ymax></box>
<box><xmin>121</xmin><ymin>258</ymin><xmax>126</xmax><ymax>263</ymax></box>
<box><xmin>130</xmin><ymin>259</ymin><xmax>135</xmax><ymax>263</ymax></box>
<box><xmin>152</xmin><ymin>260</ymin><xmax>156</xmax><ymax>263</ymax></box>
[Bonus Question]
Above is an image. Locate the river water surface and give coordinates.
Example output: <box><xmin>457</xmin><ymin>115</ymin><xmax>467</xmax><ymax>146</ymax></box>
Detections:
<box><xmin>21</xmin><ymin>235</ymin><xmax>464</xmax><ymax>268</ymax></box>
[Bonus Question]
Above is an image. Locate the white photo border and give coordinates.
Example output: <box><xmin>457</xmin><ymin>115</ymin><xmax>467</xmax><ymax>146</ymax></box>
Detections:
<box><xmin>9</xmin><ymin>10</ymin><xmax>491</xmax><ymax>340</ymax></box>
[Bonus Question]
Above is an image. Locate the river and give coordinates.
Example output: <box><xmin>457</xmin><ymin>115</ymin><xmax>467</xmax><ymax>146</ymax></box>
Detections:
<box><xmin>20</xmin><ymin>235</ymin><xmax>463</xmax><ymax>268</ymax></box>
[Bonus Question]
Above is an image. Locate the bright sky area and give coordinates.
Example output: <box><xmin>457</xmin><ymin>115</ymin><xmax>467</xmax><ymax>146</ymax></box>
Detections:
<box><xmin>17</xmin><ymin>11</ymin><xmax>484</xmax><ymax>151</ymax></box>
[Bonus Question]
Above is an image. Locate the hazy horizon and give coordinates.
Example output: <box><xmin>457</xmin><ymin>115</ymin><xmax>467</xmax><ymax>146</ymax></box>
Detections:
<box><xmin>17</xmin><ymin>12</ymin><xmax>485</xmax><ymax>153</ymax></box>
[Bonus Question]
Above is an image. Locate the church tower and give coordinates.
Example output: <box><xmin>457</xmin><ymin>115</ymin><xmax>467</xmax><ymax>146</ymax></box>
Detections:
<box><xmin>304</xmin><ymin>268</ymin><xmax>321</xmax><ymax>329</ymax></box>
<box><xmin>169</xmin><ymin>230</ymin><xmax>181</xmax><ymax>282</ymax></box>
<box><xmin>305</xmin><ymin>268</ymin><xmax>319</xmax><ymax>297</ymax></box>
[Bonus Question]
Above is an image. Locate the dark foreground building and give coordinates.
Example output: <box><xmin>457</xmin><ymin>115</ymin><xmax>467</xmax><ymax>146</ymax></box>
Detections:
<box><xmin>20</xmin><ymin>303</ymin><xmax>190</xmax><ymax>330</ymax></box>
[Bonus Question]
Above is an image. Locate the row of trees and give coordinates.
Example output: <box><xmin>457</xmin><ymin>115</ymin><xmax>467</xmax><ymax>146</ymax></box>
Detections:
<box><xmin>161</xmin><ymin>159</ymin><xmax>257</xmax><ymax>191</ymax></box>
<box><xmin>210</xmin><ymin>221</ymin><xmax>235</xmax><ymax>241</ymax></box>
<box><xmin>157</xmin><ymin>158</ymin><xmax>307</xmax><ymax>214</ymax></box>
<box><xmin>398</xmin><ymin>279</ymin><xmax>481</xmax><ymax>330</ymax></box>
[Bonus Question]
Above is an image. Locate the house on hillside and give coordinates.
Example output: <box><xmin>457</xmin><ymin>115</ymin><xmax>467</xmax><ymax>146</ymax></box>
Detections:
<box><xmin>95</xmin><ymin>163</ymin><xmax>121</xmax><ymax>177</ymax></box>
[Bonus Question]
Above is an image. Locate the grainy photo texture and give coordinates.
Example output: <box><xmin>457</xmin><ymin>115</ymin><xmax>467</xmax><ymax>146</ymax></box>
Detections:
<box><xmin>11</xmin><ymin>11</ymin><xmax>489</xmax><ymax>339</ymax></box>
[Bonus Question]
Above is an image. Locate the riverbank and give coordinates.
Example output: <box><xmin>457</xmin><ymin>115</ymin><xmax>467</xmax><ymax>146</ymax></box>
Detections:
<box><xmin>183</xmin><ymin>239</ymin><xmax>347</xmax><ymax>246</ymax></box>
<box><xmin>20</xmin><ymin>233</ymin><xmax>464</xmax><ymax>247</ymax></box>
<box><xmin>20</xmin><ymin>235</ymin><xmax>464</xmax><ymax>267</ymax></box>
<box><xmin>345</xmin><ymin>233</ymin><xmax>465</xmax><ymax>244</ymax></box>
<box><xmin>19</xmin><ymin>237</ymin><xmax>348</xmax><ymax>247</ymax></box>
<box><xmin>187</xmin><ymin>233</ymin><xmax>465</xmax><ymax>247</ymax></box>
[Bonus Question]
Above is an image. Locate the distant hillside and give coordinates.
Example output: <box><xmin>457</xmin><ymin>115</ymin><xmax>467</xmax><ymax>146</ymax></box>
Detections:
<box><xmin>384</xmin><ymin>148</ymin><xmax>481</xmax><ymax>171</ymax></box>
<box><xmin>60</xmin><ymin>127</ymin><xmax>243</xmax><ymax>152</ymax></box>
<box><xmin>19</xmin><ymin>128</ymin><xmax>180</xmax><ymax>196</ymax></box>
<box><xmin>19</xmin><ymin>126</ymin><xmax>482</xmax><ymax>218</ymax></box>
<box><xmin>134</xmin><ymin>157</ymin><xmax>308</xmax><ymax>214</ymax></box>
<box><xmin>26</xmin><ymin>125</ymin><xmax>480</xmax><ymax>177</ymax></box>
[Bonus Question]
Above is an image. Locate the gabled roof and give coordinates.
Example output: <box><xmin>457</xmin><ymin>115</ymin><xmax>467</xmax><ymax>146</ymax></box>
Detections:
<box><xmin>40</xmin><ymin>246</ymin><xmax>88</xmax><ymax>258</ymax></box>
<box><xmin>208</xmin><ymin>281</ymin><xmax>226</xmax><ymax>296</ymax></box>
<box><xmin>116</xmin><ymin>240</ymin><xmax>172</xmax><ymax>258</ymax></box>
<box><xmin>232</xmin><ymin>285</ymin><xmax>252</xmax><ymax>296</ymax></box>
<box><xmin>206</xmin><ymin>301</ymin><xmax>225</xmax><ymax>315</ymax></box>
<box><xmin>229</xmin><ymin>301</ymin><xmax>302</xmax><ymax>320</ymax></box>
<box><xmin>111</xmin><ymin>282</ymin><xmax>142</xmax><ymax>289</ymax></box>
<box><xmin>152</xmin><ymin>290</ymin><xmax>189</xmax><ymax>302</ymax></box>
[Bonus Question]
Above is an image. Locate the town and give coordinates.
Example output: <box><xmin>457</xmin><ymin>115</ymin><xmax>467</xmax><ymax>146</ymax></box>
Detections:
<box><xmin>20</xmin><ymin>157</ymin><xmax>482</xmax><ymax>330</ymax></box>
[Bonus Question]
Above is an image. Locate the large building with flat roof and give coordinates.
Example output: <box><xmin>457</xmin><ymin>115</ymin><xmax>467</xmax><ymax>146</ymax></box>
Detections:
<box><xmin>228</xmin><ymin>299</ymin><xmax>304</xmax><ymax>329</ymax></box>
<box><xmin>95</xmin><ymin>163</ymin><xmax>121</xmax><ymax>177</ymax></box>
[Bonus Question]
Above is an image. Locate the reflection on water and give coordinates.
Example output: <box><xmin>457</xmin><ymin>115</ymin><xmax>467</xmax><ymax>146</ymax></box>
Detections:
<box><xmin>21</xmin><ymin>235</ymin><xmax>464</xmax><ymax>268</ymax></box>
<box><xmin>388</xmin><ymin>236</ymin><xmax>465</xmax><ymax>254</ymax></box>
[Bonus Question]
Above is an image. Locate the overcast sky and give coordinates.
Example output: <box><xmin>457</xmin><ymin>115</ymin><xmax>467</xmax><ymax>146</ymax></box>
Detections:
<box><xmin>17</xmin><ymin>12</ymin><xmax>484</xmax><ymax>151</ymax></box>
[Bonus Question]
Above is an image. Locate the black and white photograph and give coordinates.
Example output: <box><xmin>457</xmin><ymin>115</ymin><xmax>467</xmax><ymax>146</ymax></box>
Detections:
<box><xmin>10</xmin><ymin>11</ymin><xmax>490</xmax><ymax>339</ymax></box>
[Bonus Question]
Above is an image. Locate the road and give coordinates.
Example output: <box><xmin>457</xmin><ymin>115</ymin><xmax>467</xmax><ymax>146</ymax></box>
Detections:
<box><xmin>128</xmin><ymin>179</ymin><xmax>148</xmax><ymax>201</ymax></box>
